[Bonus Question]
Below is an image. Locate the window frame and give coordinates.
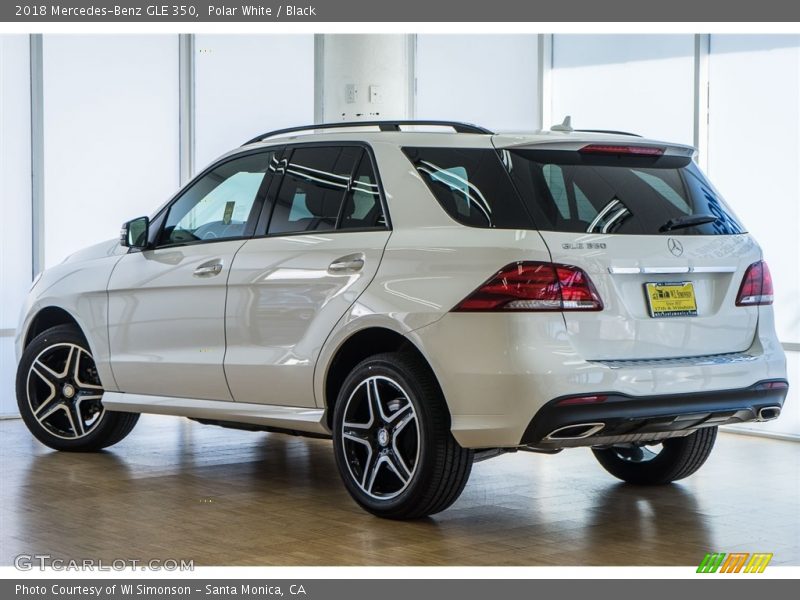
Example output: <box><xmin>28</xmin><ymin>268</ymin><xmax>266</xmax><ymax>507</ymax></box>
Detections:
<box><xmin>254</xmin><ymin>141</ymin><xmax>392</xmax><ymax>239</ymax></box>
<box><xmin>148</xmin><ymin>147</ymin><xmax>284</xmax><ymax>251</ymax></box>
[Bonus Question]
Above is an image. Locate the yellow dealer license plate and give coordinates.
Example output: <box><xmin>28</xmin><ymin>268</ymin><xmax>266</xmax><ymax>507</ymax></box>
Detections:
<box><xmin>645</xmin><ymin>282</ymin><xmax>698</xmax><ymax>318</ymax></box>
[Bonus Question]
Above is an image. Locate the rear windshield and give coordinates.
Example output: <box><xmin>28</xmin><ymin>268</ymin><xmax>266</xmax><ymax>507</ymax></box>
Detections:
<box><xmin>403</xmin><ymin>146</ymin><xmax>744</xmax><ymax>235</ymax></box>
<box><xmin>508</xmin><ymin>149</ymin><xmax>745</xmax><ymax>235</ymax></box>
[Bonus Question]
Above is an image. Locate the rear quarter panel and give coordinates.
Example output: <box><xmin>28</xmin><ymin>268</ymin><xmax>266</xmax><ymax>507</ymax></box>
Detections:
<box><xmin>314</xmin><ymin>142</ymin><xmax>557</xmax><ymax>409</ymax></box>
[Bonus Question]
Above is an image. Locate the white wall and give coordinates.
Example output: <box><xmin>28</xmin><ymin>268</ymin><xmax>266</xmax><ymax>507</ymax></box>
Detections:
<box><xmin>42</xmin><ymin>35</ymin><xmax>180</xmax><ymax>267</ymax></box>
<box><xmin>0</xmin><ymin>35</ymin><xmax>32</xmax><ymax>416</ymax></box>
<box><xmin>194</xmin><ymin>35</ymin><xmax>315</xmax><ymax>171</ymax></box>
<box><xmin>706</xmin><ymin>35</ymin><xmax>800</xmax><ymax>437</ymax></box>
<box><xmin>551</xmin><ymin>34</ymin><xmax>695</xmax><ymax>144</ymax></box>
<box><xmin>416</xmin><ymin>35</ymin><xmax>539</xmax><ymax>132</ymax></box>
<box><xmin>320</xmin><ymin>34</ymin><xmax>412</xmax><ymax>123</ymax></box>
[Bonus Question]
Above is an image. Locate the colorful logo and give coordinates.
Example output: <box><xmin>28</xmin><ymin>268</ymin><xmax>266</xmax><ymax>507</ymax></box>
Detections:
<box><xmin>697</xmin><ymin>552</ymin><xmax>773</xmax><ymax>573</ymax></box>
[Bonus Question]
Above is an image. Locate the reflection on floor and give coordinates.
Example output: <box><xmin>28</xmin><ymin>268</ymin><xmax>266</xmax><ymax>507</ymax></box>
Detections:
<box><xmin>1</xmin><ymin>414</ymin><xmax>798</xmax><ymax>566</ymax></box>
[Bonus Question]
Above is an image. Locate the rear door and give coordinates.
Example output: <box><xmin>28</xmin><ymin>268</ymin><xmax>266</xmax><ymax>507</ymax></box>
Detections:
<box><xmin>505</xmin><ymin>145</ymin><xmax>760</xmax><ymax>360</ymax></box>
<box><xmin>224</xmin><ymin>144</ymin><xmax>391</xmax><ymax>407</ymax></box>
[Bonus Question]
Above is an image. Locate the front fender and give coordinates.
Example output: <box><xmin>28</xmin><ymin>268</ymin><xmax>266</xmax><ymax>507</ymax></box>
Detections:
<box><xmin>16</xmin><ymin>243</ymin><xmax>125</xmax><ymax>391</ymax></box>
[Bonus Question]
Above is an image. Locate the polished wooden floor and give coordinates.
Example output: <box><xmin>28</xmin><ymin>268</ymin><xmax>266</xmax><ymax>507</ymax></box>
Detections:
<box><xmin>1</xmin><ymin>415</ymin><xmax>798</xmax><ymax>566</ymax></box>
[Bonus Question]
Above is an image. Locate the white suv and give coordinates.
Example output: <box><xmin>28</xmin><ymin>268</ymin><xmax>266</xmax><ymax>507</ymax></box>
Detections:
<box><xmin>16</xmin><ymin>121</ymin><xmax>788</xmax><ymax>519</ymax></box>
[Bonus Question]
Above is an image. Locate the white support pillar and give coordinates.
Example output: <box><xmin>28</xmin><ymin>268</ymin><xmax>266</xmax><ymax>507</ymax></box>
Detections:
<box><xmin>537</xmin><ymin>34</ymin><xmax>553</xmax><ymax>131</ymax></box>
<box><xmin>178</xmin><ymin>34</ymin><xmax>195</xmax><ymax>184</ymax></box>
<box><xmin>316</xmin><ymin>34</ymin><xmax>414</xmax><ymax>123</ymax></box>
<box><xmin>29</xmin><ymin>33</ymin><xmax>44</xmax><ymax>277</ymax></box>
<box><xmin>693</xmin><ymin>34</ymin><xmax>710</xmax><ymax>170</ymax></box>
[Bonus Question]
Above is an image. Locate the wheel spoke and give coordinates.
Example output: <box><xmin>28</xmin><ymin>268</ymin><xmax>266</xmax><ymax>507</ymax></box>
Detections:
<box><xmin>30</xmin><ymin>367</ymin><xmax>57</xmax><ymax>411</ymax></box>
<box><xmin>76</xmin><ymin>394</ymin><xmax>103</xmax><ymax>407</ymax></box>
<box><xmin>75</xmin><ymin>395</ymin><xmax>103</xmax><ymax>429</ymax></box>
<box><xmin>73</xmin><ymin>349</ymin><xmax>103</xmax><ymax>391</ymax></box>
<box><xmin>33</xmin><ymin>393</ymin><xmax>58</xmax><ymax>419</ymax></box>
<box><xmin>384</xmin><ymin>453</ymin><xmax>409</xmax><ymax>484</ymax></box>
<box><xmin>343</xmin><ymin>417</ymin><xmax>372</xmax><ymax>430</ymax></box>
<box><xmin>385</xmin><ymin>400</ymin><xmax>412</xmax><ymax>424</ymax></box>
<box><xmin>61</xmin><ymin>404</ymin><xmax>79</xmax><ymax>438</ymax></box>
<box><xmin>36</xmin><ymin>401</ymin><xmax>66</xmax><ymax>424</ymax></box>
<box><xmin>32</xmin><ymin>361</ymin><xmax>63</xmax><ymax>387</ymax></box>
<box><xmin>389</xmin><ymin>448</ymin><xmax>411</xmax><ymax>481</ymax></box>
<box><xmin>392</xmin><ymin>409</ymin><xmax>415</xmax><ymax>435</ymax></box>
<box><xmin>46</xmin><ymin>345</ymin><xmax>74</xmax><ymax>380</ymax></box>
<box><xmin>363</xmin><ymin>451</ymin><xmax>381</xmax><ymax>493</ymax></box>
<box><xmin>342</xmin><ymin>425</ymin><xmax>372</xmax><ymax>448</ymax></box>
<box><xmin>67</xmin><ymin>402</ymin><xmax>85</xmax><ymax>437</ymax></box>
<box><xmin>368</xmin><ymin>378</ymin><xmax>390</xmax><ymax>423</ymax></box>
<box><xmin>343</xmin><ymin>380</ymin><xmax>376</xmax><ymax>429</ymax></box>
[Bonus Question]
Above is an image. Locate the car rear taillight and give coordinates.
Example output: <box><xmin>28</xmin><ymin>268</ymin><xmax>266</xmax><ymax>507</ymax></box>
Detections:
<box><xmin>579</xmin><ymin>144</ymin><xmax>664</xmax><ymax>156</ymax></box>
<box><xmin>736</xmin><ymin>260</ymin><xmax>774</xmax><ymax>306</ymax></box>
<box><xmin>452</xmin><ymin>261</ymin><xmax>603</xmax><ymax>312</ymax></box>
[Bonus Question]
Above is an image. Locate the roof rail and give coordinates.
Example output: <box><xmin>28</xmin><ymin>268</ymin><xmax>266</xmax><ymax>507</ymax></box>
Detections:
<box><xmin>242</xmin><ymin>120</ymin><xmax>494</xmax><ymax>145</ymax></box>
<box><xmin>574</xmin><ymin>129</ymin><xmax>642</xmax><ymax>138</ymax></box>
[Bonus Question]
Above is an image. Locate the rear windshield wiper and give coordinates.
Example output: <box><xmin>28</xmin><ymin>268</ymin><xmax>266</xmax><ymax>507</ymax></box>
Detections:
<box><xmin>659</xmin><ymin>214</ymin><xmax>718</xmax><ymax>232</ymax></box>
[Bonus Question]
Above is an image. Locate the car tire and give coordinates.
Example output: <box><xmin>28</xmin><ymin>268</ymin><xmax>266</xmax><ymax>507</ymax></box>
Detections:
<box><xmin>332</xmin><ymin>351</ymin><xmax>473</xmax><ymax>520</ymax></box>
<box><xmin>591</xmin><ymin>426</ymin><xmax>717</xmax><ymax>485</ymax></box>
<box><xmin>16</xmin><ymin>324</ymin><xmax>139</xmax><ymax>452</ymax></box>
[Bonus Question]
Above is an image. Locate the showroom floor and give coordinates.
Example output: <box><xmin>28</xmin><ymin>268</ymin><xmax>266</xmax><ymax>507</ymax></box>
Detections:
<box><xmin>1</xmin><ymin>415</ymin><xmax>798</xmax><ymax>566</ymax></box>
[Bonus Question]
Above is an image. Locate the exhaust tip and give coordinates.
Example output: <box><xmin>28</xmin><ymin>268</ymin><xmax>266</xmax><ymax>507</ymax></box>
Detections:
<box><xmin>757</xmin><ymin>406</ymin><xmax>781</xmax><ymax>422</ymax></box>
<box><xmin>545</xmin><ymin>422</ymin><xmax>605</xmax><ymax>441</ymax></box>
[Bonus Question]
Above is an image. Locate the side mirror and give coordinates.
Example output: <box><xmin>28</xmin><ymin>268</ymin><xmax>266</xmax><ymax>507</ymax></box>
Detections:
<box><xmin>120</xmin><ymin>216</ymin><xmax>149</xmax><ymax>249</ymax></box>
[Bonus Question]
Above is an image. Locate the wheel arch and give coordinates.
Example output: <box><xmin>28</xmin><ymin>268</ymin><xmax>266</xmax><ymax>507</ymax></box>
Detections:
<box><xmin>24</xmin><ymin>306</ymin><xmax>83</xmax><ymax>348</ymax></box>
<box><xmin>322</xmin><ymin>326</ymin><xmax>436</xmax><ymax>429</ymax></box>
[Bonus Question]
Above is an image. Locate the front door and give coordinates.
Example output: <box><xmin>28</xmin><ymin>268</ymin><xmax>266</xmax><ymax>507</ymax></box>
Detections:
<box><xmin>107</xmin><ymin>150</ymin><xmax>279</xmax><ymax>400</ymax></box>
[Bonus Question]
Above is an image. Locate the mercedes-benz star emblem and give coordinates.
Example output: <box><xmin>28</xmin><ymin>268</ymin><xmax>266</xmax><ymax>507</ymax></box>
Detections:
<box><xmin>667</xmin><ymin>238</ymin><xmax>684</xmax><ymax>257</ymax></box>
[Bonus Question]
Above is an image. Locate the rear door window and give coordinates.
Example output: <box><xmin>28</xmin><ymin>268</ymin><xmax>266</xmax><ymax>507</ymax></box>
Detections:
<box><xmin>268</xmin><ymin>146</ymin><xmax>361</xmax><ymax>235</ymax></box>
<box><xmin>267</xmin><ymin>146</ymin><xmax>387</xmax><ymax>235</ymax></box>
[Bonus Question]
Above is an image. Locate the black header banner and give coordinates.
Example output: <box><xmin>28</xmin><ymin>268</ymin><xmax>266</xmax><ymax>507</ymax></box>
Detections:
<box><xmin>2</xmin><ymin>0</ymin><xmax>800</xmax><ymax>22</ymax></box>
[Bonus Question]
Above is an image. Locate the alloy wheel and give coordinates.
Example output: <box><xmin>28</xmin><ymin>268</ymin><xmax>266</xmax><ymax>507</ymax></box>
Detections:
<box><xmin>340</xmin><ymin>375</ymin><xmax>420</xmax><ymax>500</ymax></box>
<box><xmin>26</xmin><ymin>342</ymin><xmax>105</xmax><ymax>440</ymax></box>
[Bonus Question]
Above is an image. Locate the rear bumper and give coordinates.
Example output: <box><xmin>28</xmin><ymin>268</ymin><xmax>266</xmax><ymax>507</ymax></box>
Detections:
<box><xmin>521</xmin><ymin>380</ymin><xmax>788</xmax><ymax>449</ymax></box>
<box><xmin>408</xmin><ymin>311</ymin><xmax>787</xmax><ymax>449</ymax></box>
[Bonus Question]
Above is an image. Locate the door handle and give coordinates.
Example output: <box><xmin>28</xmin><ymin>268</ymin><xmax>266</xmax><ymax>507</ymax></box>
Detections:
<box><xmin>193</xmin><ymin>261</ymin><xmax>223</xmax><ymax>278</ymax></box>
<box><xmin>328</xmin><ymin>254</ymin><xmax>365</xmax><ymax>273</ymax></box>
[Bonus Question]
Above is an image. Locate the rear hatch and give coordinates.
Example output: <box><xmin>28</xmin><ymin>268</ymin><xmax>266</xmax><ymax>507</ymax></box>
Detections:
<box><xmin>502</xmin><ymin>140</ymin><xmax>760</xmax><ymax>360</ymax></box>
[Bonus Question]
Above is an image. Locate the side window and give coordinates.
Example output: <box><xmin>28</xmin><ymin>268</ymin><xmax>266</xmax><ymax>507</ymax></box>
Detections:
<box><xmin>159</xmin><ymin>152</ymin><xmax>275</xmax><ymax>246</ymax></box>
<box><xmin>340</xmin><ymin>153</ymin><xmax>385</xmax><ymax>230</ymax></box>
<box><xmin>268</xmin><ymin>146</ymin><xmax>361</xmax><ymax>235</ymax></box>
<box><xmin>402</xmin><ymin>147</ymin><xmax>535</xmax><ymax>229</ymax></box>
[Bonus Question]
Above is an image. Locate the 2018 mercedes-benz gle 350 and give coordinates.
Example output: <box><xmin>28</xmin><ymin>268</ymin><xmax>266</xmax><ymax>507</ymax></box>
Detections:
<box><xmin>16</xmin><ymin>120</ymin><xmax>788</xmax><ymax>519</ymax></box>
